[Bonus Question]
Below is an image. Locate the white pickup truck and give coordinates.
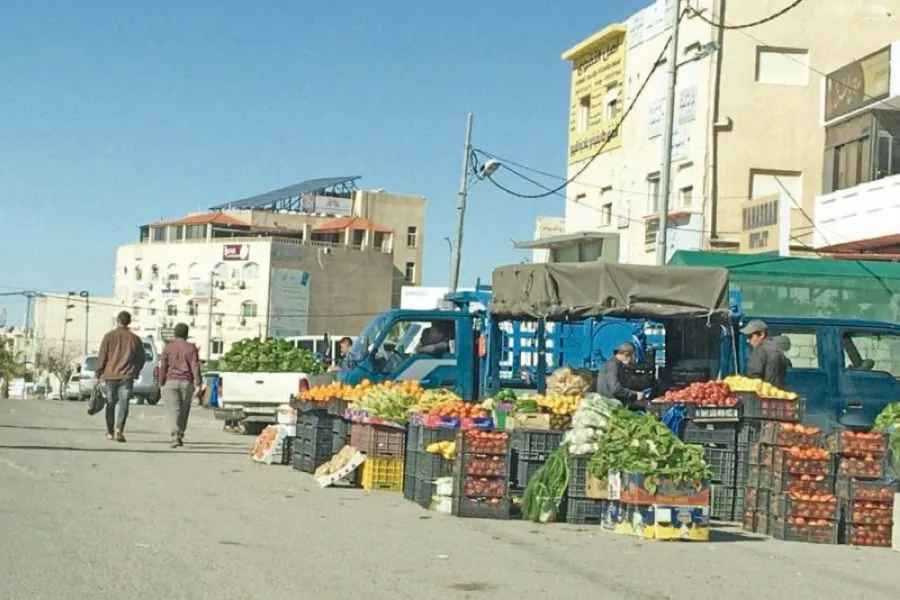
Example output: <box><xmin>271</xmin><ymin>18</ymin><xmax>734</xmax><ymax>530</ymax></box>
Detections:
<box><xmin>214</xmin><ymin>371</ymin><xmax>335</xmax><ymax>433</ymax></box>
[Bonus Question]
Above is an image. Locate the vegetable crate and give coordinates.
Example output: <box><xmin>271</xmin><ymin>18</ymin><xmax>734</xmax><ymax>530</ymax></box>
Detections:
<box><xmin>416</xmin><ymin>452</ymin><xmax>454</xmax><ymax>482</ymax></box>
<box><xmin>408</xmin><ymin>424</ymin><xmax>456</xmax><ymax>453</ymax></box>
<box><xmin>293</xmin><ymin>441</ymin><xmax>334</xmax><ymax>474</ymax></box>
<box><xmin>451</xmin><ymin>496</ymin><xmax>513</xmax><ymax>520</ymax></box>
<box><xmin>682</xmin><ymin>420</ymin><xmax>762</xmax><ymax>449</ymax></box>
<box><xmin>836</xmin><ymin>455</ymin><xmax>888</xmax><ymax>480</ymax></box>
<box><xmin>840</xmin><ymin>522</ymin><xmax>893</xmax><ymax>547</ymax></box>
<box><xmin>760</xmin><ymin>422</ymin><xmax>821</xmax><ymax>447</ymax></box>
<box><xmin>513</xmin><ymin>458</ymin><xmax>545</xmax><ymax>491</ymax></box>
<box><xmin>291</xmin><ymin>400</ymin><xmax>329</xmax><ymax>415</ymax></box>
<box><xmin>510</xmin><ymin>430</ymin><xmax>564</xmax><ymax>461</ymax></box>
<box><xmin>738</xmin><ymin>393</ymin><xmax>805</xmax><ymax>422</ymax></box>
<box><xmin>703</xmin><ymin>447</ymin><xmax>745</xmax><ymax>486</ymax></box>
<box><xmin>359</xmin><ymin>456</ymin><xmax>405</xmax><ymax>492</ymax></box>
<box><xmin>332</xmin><ymin>418</ymin><xmax>351</xmax><ymax>454</ymax></box>
<box><xmin>839</xmin><ymin>498</ymin><xmax>894</xmax><ymax>526</ymax></box>
<box><xmin>834</xmin><ymin>476</ymin><xmax>897</xmax><ymax>502</ymax></box>
<box><xmin>350</xmin><ymin>423</ymin><xmax>407</xmax><ymax>459</ymax></box>
<box><xmin>770</xmin><ymin>516</ymin><xmax>839</xmax><ymax>544</ymax></box>
<box><xmin>710</xmin><ymin>485</ymin><xmax>742</xmax><ymax>522</ymax></box>
<box><xmin>773</xmin><ymin>494</ymin><xmax>839</xmax><ymax>521</ymax></box>
<box><xmin>565</xmin><ymin>498</ymin><xmax>607</xmax><ymax>525</ymax></box>
<box><xmin>414</xmin><ymin>478</ymin><xmax>435</xmax><ymax>508</ymax></box>
<box><xmin>825</xmin><ymin>428</ymin><xmax>888</xmax><ymax>456</ymax></box>
<box><xmin>327</xmin><ymin>398</ymin><xmax>349</xmax><ymax>418</ymax></box>
<box><xmin>403</xmin><ymin>473</ymin><xmax>416</xmax><ymax>501</ymax></box>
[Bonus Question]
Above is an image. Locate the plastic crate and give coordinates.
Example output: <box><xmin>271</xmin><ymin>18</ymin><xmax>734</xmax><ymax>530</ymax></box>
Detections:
<box><xmin>327</xmin><ymin>398</ymin><xmax>349</xmax><ymax>418</ymax></box>
<box><xmin>297</xmin><ymin>412</ymin><xmax>335</xmax><ymax>440</ymax></box>
<box><xmin>711</xmin><ymin>485</ymin><xmax>740</xmax><ymax>521</ymax></box>
<box><xmin>705</xmin><ymin>447</ymin><xmax>739</xmax><ymax>485</ymax></box>
<box><xmin>749</xmin><ymin>442</ymin><xmax>778</xmax><ymax>468</ymax></box>
<box><xmin>742</xmin><ymin>510</ymin><xmax>758</xmax><ymax>533</ymax></box>
<box><xmin>568</xmin><ymin>455</ymin><xmax>591</xmax><ymax>498</ymax></box>
<box><xmin>566</xmin><ymin>498</ymin><xmax>606</xmax><ymax>525</ymax></box>
<box><xmin>841</xmin><ymin>523</ymin><xmax>893</xmax><ymax>547</ymax></box>
<box><xmin>682</xmin><ymin>420</ymin><xmax>762</xmax><ymax>448</ymax></box>
<box><xmin>770</xmin><ymin>516</ymin><xmax>838</xmax><ymax>544</ymax></box>
<box><xmin>836</xmin><ymin>455</ymin><xmax>887</xmax><ymax>480</ymax></box>
<box><xmin>332</xmin><ymin>419</ymin><xmax>350</xmax><ymax>454</ymax></box>
<box><xmin>768</xmin><ymin>465</ymin><xmax>833</xmax><ymax>495</ymax></box>
<box><xmin>350</xmin><ymin>423</ymin><xmax>407</xmax><ymax>459</ymax></box>
<box><xmin>745</xmin><ymin>487</ymin><xmax>774</xmax><ymax>514</ymax></box>
<box><xmin>514</xmin><ymin>457</ymin><xmax>545</xmax><ymax>490</ymax></box>
<box><xmin>414</xmin><ymin>478</ymin><xmax>434</xmax><ymax>507</ymax></box>
<box><xmin>416</xmin><ymin>452</ymin><xmax>454</xmax><ymax>482</ymax></box>
<box><xmin>826</xmin><ymin>429</ymin><xmax>888</xmax><ymax>456</ymax></box>
<box><xmin>773</xmin><ymin>494</ymin><xmax>839</xmax><ymax>520</ymax></box>
<box><xmin>834</xmin><ymin>476</ymin><xmax>897</xmax><ymax>502</ymax></box>
<box><xmin>761</xmin><ymin>422</ymin><xmax>822</xmax><ymax>447</ymax></box>
<box><xmin>773</xmin><ymin>448</ymin><xmax>832</xmax><ymax>475</ymax></box>
<box><xmin>740</xmin><ymin>394</ymin><xmax>805</xmax><ymax>422</ymax></box>
<box><xmin>456</xmin><ymin>430</ymin><xmax>510</xmax><ymax>456</ymax></box>
<box><xmin>403</xmin><ymin>473</ymin><xmax>416</xmax><ymax>501</ymax></box>
<box><xmin>292</xmin><ymin>400</ymin><xmax>329</xmax><ymax>415</ymax></box>
<box><xmin>452</xmin><ymin>496</ymin><xmax>512</xmax><ymax>520</ymax></box>
<box><xmin>278</xmin><ymin>437</ymin><xmax>294</xmax><ymax>465</ymax></box>
<box><xmin>839</xmin><ymin>499</ymin><xmax>894</xmax><ymax>525</ymax></box>
<box><xmin>360</xmin><ymin>457</ymin><xmax>405</xmax><ymax>492</ymax></box>
<box><xmin>511</xmin><ymin>429</ymin><xmax>564</xmax><ymax>460</ymax></box>
<box><xmin>411</xmin><ymin>425</ymin><xmax>457</xmax><ymax>453</ymax></box>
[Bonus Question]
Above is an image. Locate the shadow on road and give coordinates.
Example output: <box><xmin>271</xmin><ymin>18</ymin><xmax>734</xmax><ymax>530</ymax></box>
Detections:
<box><xmin>0</xmin><ymin>444</ymin><xmax>246</xmax><ymax>455</ymax></box>
<box><xmin>708</xmin><ymin>528</ymin><xmax>767</xmax><ymax>543</ymax></box>
<box><xmin>0</xmin><ymin>424</ymin><xmax>158</xmax><ymax>434</ymax></box>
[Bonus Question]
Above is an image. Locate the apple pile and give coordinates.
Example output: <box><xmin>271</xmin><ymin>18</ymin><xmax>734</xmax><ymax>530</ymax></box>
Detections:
<box><xmin>655</xmin><ymin>380</ymin><xmax>738</xmax><ymax>407</ymax></box>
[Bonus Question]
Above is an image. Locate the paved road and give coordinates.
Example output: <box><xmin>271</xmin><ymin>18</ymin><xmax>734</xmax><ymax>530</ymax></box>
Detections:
<box><xmin>0</xmin><ymin>399</ymin><xmax>896</xmax><ymax>600</ymax></box>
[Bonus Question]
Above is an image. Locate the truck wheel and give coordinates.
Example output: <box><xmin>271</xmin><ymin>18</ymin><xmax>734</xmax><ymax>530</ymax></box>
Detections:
<box><xmin>145</xmin><ymin>396</ymin><xmax>160</xmax><ymax>406</ymax></box>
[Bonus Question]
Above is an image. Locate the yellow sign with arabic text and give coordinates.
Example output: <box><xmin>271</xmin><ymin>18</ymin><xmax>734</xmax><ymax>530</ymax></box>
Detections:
<box><xmin>824</xmin><ymin>46</ymin><xmax>891</xmax><ymax>123</ymax></box>
<box><xmin>563</xmin><ymin>25</ymin><xmax>627</xmax><ymax>164</ymax></box>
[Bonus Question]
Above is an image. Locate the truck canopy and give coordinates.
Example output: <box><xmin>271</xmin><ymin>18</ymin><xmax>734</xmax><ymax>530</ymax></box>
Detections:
<box><xmin>490</xmin><ymin>262</ymin><xmax>731</xmax><ymax>323</ymax></box>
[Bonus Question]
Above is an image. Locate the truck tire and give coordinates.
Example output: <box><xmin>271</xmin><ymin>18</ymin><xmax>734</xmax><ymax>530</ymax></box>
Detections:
<box><xmin>145</xmin><ymin>396</ymin><xmax>160</xmax><ymax>406</ymax></box>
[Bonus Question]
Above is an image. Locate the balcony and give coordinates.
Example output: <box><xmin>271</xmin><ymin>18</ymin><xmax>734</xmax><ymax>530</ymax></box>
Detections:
<box><xmin>814</xmin><ymin>173</ymin><xmax>900</xmax><ymax>252</ymax></box>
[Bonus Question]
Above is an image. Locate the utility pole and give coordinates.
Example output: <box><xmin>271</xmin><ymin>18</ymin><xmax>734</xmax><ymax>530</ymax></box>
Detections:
<box><xmin>449</xmin><ymin>112</ymin><xmax>474</xmax><ymax>293</ymax></box>
<box><xmin>80</xmin><ymin>291</ymin><xmax>90</xmax><ymax>356</ymax></box>
<box><xmin>61</xmin><ymin>292</ymin><xmax>75</xmax><ymax>360</ymax></box>
<box><xmin>205</xmin><ymin>271</ymin><xmax>215</xmax><ymax>362</ymax></box>
<box><xmin>655</xmin><ymin>0</ymin><xmax>682</xmax><ymax>266</ymax></box>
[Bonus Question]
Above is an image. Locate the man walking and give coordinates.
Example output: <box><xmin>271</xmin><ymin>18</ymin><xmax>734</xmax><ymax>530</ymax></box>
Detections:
<box><xmin>95</xmin><ymin>311</ymin><xmax>145</xmax><ymax>442</ymax></box>
<box><xmin>159</xmin><ymin>323</ymin><xmax>201</xmax><ymax>448</ymax></box>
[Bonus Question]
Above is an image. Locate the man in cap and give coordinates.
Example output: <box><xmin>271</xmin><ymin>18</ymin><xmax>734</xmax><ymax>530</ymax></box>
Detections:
<box><xmin>159</xmin><ymin>323</ymin><xmax>202</xmax><ymax>448</ymax></box>
<box><xmin>742</xmin><ymin>319</ymin><xmax>789</xmax><ymax>388</ymax></box>
<box><xmin>596</xmin><ymin>341</ymin><xmax>652</xmax><ymax>410</ymax></box>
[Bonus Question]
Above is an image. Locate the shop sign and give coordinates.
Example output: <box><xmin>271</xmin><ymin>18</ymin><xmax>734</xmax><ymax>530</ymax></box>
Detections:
<box><xmin>824</xmin><ymin>46</ymin><xmax>891</xmax><ymax>123</ymax></box>
<box><xmin>223</xmin><ymin>244</ymin><xmax>250</xmax><ymax>261</ymax></box>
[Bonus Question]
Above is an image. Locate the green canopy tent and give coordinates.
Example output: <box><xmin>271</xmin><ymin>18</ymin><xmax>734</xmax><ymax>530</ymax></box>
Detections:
<box><xmin>668</xmin><ymin>251</ymin><xmax>900</xmax><ymax>322</ymax></box>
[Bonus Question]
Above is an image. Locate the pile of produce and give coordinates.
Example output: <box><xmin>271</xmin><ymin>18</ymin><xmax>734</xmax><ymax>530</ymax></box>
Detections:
<box><xmin>566</xmin><ymin>393</ymin><xmax>618</xmax><ymax>456</ymax></box>
<box><xmin>314</xmin><ymin>445</ymin><xmax>359</xmax><ymax>477</ymax></box>
<box><xmin>426</xmin><ymin>441</ymin><xmax>456</xmax><ymax>460</ymax></box>
<box><xmin>296</xmin><ymin>381</ymin><xmax>355</xmax><ymax>403</ymax></box>
<box><xmin>533</xmin><ymin>394</ymin><xmax>581</xmax><ymax>415</ymax></box>
<box><xmin>546</xmin><ymin>367</ymin><xmax>594</xmax><ymax>396</ymax></box>
<box><xmin>413</xmin><ymin>388</ymin><xmax>463</xmax><ymax>413</ymax></box>
<box><xmin>297</xmin><ymin>379</ymin><xmax>423</xmax><ymax>404</ymax></box>
<box><xmin>249</xmin><ymin>426</ymin><xmax>287</xmax><ymax>463</ymax></box>
<box><xmin>723</xmin><ymin>375</ymin><xmax>798</xmax><ymax>399</ymax></box>
<box><xmin>423</xmin><ymin>401</ymin><xmax>489</xmax><ymax>420</ymax></box>
<box><xmin>219</xmin><ymin>338</ymin><xmax>325</xmax><ymax>373</ymax></box>
<box><xmin>588</xmin><ymin>410</ymin><xmax>712</xmax><ymax>487</ymax></box>
<box><xmin>352</xmin><ymin>386</ymin><xmax>419</xmax><ymax>421</ymax></box>
<box><xmin>655</xmin><ymin>380</ymin><xmax>738</xmax><ymax>407</ymax></box>
<box><xmin>521</xmin><ymin>445</ymin><xmax>570</xmax><ymax>523</ymax></box>
<box><xmin>874</xmin><ymin>403</ymin><xmax>900</xmax><ymax>478</ymax></box>
<box><xmin>480</xmin><ymin>388</ymin><xmax>518</xmax><ymax>412</ymax></box>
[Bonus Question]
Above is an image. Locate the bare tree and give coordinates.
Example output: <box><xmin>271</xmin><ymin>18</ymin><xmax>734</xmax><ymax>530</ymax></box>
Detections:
<box><xmin>0</xmin><ymin>337</ymin><xmax>24</xmax><ymax>399</ymax></box>
<box><xmin>41</xmin><ymin>347</ymin><xmax>78</xmax><ymax>397</ymax></box>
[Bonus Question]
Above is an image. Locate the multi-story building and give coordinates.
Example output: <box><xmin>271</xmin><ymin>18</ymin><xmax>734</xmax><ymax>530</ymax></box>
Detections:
<box><xmin>115</xmin><ymin>177</ymin><xmax>426</xmax><ymax>357</ymax></box>
<box><xmin>548</xmin><ymin>0</ymin><xmax>900</xmax><ymax>264</ymax></box>
<box><xmin>33</xmin><ymin>294</ymin><xmax>120</xmax><ymax>361</ymax></box>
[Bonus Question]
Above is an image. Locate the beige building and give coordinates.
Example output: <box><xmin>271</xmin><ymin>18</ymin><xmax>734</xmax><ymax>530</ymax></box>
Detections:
<box><xmin>33</xmin><ymin>294</ymin><xmax>121</xmax><ymax>362</ymax></box>
<box><xmin>552</xmin><ymin>0</ymin><xmax>900</xmax><ymax>263</ymax></box>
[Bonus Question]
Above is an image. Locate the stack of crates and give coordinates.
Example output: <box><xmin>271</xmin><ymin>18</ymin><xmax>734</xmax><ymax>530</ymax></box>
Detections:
<box><xmin>766</xmin><ymin>447</ymin><xmax>838</xmax><ymax>543</ymax></box>
<box><xmin>743</xmin><ymin>422</ymin><xmax>824</xmax><ymax>534</ymax></box>
<box><xmin>403</xmin><ymin>424</ymin><xmax>455</xmax><ymax>507</ymax></box>
<box><xmin>352</xmin><ymin>423</ymin><xmax>407</xmax><ymax>492</ymax></box>
<box><xmin>682</xmin><ymin>419</ymin><xmax>762</xmax><ymax>521</ymax></box>
<box><xmin>293</xmin><ymin>409</ymin><xmax>337</xmax><ymax>474</ymax></box>
<box><xmin>329</xmin><ymin>399</ymin><xmax>351</xmax><ymax>454</ymax></box>
<box><xmin>566</xmin><ymin>455</ymin><xmax>607</xmax><ymax>525</ymax></box>
<box><xmin>452</xmin><ymin>430</ymin><xmax>513</xmax><ymax>519</ymax></box>
<box><xmin>828</xmin><ymin>429</ymin><xmax>894</xmax><ymax>547</ymax></box>
<box><xmin>510</xmin><ymin>430</ymin><xmax>564</xmax><ymax>491</ymax></box>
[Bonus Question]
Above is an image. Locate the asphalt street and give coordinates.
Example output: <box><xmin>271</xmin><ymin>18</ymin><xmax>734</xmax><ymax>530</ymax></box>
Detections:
<box><xmin>0</xmin><ymin>398</ymin><xmax>897</xmax><ymax>600</ymax></box>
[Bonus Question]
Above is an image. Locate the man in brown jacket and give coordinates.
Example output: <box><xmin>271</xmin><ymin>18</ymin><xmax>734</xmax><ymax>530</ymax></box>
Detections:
<box><xmin>95</xmin><ymin>311</ymin><xmax>146</xmax><ymax>442</ymax></box>
<box><xmin>159</xmin><ymin>323</ymin><xmax>202</xmax><ymax>448</ymax></box>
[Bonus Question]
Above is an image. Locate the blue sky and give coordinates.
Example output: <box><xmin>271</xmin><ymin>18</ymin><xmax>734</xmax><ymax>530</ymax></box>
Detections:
<box><xmin>0</xmin><ymin>0</ymin><xmax>646</xmax><ymax>324</ymax></box>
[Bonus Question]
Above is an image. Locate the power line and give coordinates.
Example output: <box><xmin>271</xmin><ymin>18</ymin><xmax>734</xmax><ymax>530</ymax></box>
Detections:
<box><xmin>689</xmin><ymin>0</ymin><xmax>807</xmax><ymax>30</ymax></box>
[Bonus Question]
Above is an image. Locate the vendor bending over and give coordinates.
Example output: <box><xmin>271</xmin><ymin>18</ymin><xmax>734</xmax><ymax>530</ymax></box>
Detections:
<box><xmin>597</xmin><ymin>342</ymin><xmax>651</xmax><ymax>410</ymax></box>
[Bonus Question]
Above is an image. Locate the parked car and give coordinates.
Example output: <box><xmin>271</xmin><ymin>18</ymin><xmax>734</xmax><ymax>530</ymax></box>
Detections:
<box><xmin>78</xmin><ymin>337</ymin><xmax>160</xmax><ymax>405</ymax></box>
<box><xmin>65</xmin><ymin>374</ymin><xmax>82</xmax><ymax>401</ymax></box>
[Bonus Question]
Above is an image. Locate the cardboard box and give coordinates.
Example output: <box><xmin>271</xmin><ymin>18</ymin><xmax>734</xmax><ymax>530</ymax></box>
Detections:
<box><xmin>506</xmin><ymin>413</ymin><xmax>551</xmax><ymax>431</ymax></box>
<box><xmin>586</xmin><ymin>474</ymin><xmax>609</xmax><ymax>500</ymax></box>
<box><xmin>619</xmin><ymin>472</ymin><xmax>710</xmax><ymax>506</ymax></box>
<box><xmin>315</xmin><ymin>451</ymin><xmax>366</xmax><ymax>488</ymax></box>
<box><xmin>616</xmin><ymin>503</ymin><xmax>710</xmax><ymax>541</ymax></box>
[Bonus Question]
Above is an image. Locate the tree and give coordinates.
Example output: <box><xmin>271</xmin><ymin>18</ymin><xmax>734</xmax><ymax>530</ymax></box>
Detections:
<box><xmin>41</xmin><ymin>347</ymin><xmax>77</xmax><ymax>397</ymax></box>
<box><xmin>0</xmin><ymin>337</ymin><xmax>24</xmax><ymax>399</ymax></box>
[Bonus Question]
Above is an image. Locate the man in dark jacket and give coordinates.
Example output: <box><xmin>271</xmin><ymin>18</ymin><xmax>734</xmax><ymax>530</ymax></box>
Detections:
<box><xmin>742</xmin><ymin>319</ymin><xmax>790</xmax><ymax>388</ymax></box>
<box><xmin>159</xmin><ymin>323</ymin><xmax>202</xmax><ymax>448</ymax></box>
<box><xmin>596</xmin><ymin>342</ymin><xmax>651</xmax><ymax>410</ymax></box>
<box><xmin>95</xmin><ymin>311</ymin><xmax>145</xmax><ymax>442</ymax></box>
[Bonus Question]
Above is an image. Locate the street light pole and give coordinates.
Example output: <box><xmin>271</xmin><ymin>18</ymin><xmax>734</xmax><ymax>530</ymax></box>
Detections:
<box><xmin>655</xmin><ymin>1</ymin><xmax>682</xmax><ymax>266</ymax></box>
<box><xmin>61</xmin><ymin>292</ymin><xmax>75</xmax><ymax>358</ymax></box>
<box><xmin>449</xmin><ymin>112</ymin><xmax>474</xmax><ymax>294</ymax></box>
<box><xmin>80</xmin><ymin>291</ymin><xmax>90</xmax><ymax>356</ymax></box>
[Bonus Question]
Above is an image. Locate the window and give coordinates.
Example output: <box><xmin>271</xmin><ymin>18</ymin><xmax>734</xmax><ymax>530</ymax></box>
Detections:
<box><xmin>577</xmin><ymin>95</ymin><xmax>591</xmax><ymax>132</ymax></box>
<box><xmin>242</xmin><ymin>262</ymin><xmax>260</xmax><ymax>280</ymax></box>
<box><xmin>152</xmin><ymin>227</ymin><xmax>167</xmax><ymax>242</ymax></box>
<box><xmin>212</xmin><ymin>262</ymin><xmax>227</xmax><ymax>283</ymax></box>
<box><xmin>134</xmin><ymin>266</ymin><xmax>143</xmax><ymax>281</ymax></box>
<box><xmin>767</xmin><ymin>330</ymin><xmax>820</xmax><ymax>370</ymax></box>
<box><xmin>186</xmin><ymin>300</ymin><xmax>198</xmax><ymax>317</ymax></box>
<box><xmin>647</xmin><ymin>174</ymin><xmax>661</xmax><ymax>214</ymax></box>
<box><xmin>172</xmin><ymin>226</ymin><xmax>184</xmax><ymax>241</ymax></box>
<box><xmin>211</xmin><ymin>339</ymin><xmax>224</xmax><ymax>355</ymax></box>
<box><xmin>185</xmin><ymin>224</ymin><xmax>206</xmax><ymax>240</ymax></box>
<box><xmin>574</xmin><ymin>193</ymin><xmax>586</xmax><ymax>204</ymax></box>
<box><xmin>148</xmin><ymin>300</ymin><xmax>156</xmax><ymax>316</ymax></box>
<box><xmin>404</xmin><ymin>262</ymin><xmax>416</xmax><ymax>284</ymax></box>
<box><xmin>407</xmin><ymin>226</ymin><xmax>418</xmax><ymax>248</ymax></box>
<box><xmin>841</xmin><ymin>331</ymin><xmax>900</xmax><ymax>377</ymax></box>
<box><xmin>755</xmin><ymin>47</ymin><xmax>809</xmax><ymax>86</ymax></box>
<box><xmin>645</xmin><ymin>220</ymin><xmax>659</xmax><ymax>251</ymax></box>
<box><xmin>166</xmin><ymin>301</ymin><xmax>178</xmax><ymax>317</ymax></box>
<box><xmin>600</xmin><ymin>203</ymin><xmax>612</xmax><ymax>227</ymax></box>
<box><xmin>875</xmin><ymin>131</ymin><xmax>900</xmax><ymax>179</ymax></box>
<box><xmin>150</xmin><ymin>264</ymin><xmax>159</xmax><ymax>282</ymax></box>
<box><xmin>166</xmin><ymin>263</ymin><xmax>178</xmax><ymax>283</ymax></box>
<box><xmin>605</xmin><ymin>86</ymin><xmax>619</xmax><ymax>121</ymax></box>
<box><xmin>372</xmin><ymin>319</ymin><xmax>456</xmax><ymax>373</ymax></box>
<box><xmin>679</xmin><ymin>186</ymin><xmax>693</xmax><ymax>209</ymax></box>
<box><xmin>187</xmin><ymin>262</ymin><xmax>200</xmax><ymax>281</ymax></box>
<box><xmin>241</xmin><ymin>301</ymin><xmax>258</xmax><ymax>318</ymax></box>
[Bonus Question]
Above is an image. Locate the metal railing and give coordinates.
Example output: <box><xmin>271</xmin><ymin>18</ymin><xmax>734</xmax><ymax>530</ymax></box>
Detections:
<box><xmin>134</xmin><ymin>234</ymin><xmax>392</xmax><ymax>253</ymax></box>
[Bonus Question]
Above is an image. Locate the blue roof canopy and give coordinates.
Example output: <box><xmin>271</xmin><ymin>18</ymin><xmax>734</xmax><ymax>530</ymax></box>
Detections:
<box><xmin>209</xmin><ymin>176</ymin><xmax>360</xmax><ymax>210</ymax></box>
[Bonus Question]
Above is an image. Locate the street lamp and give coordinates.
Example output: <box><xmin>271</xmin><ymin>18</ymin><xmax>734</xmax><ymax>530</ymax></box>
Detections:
<box><xmin>77</xmin><ymin>291</ymin><xmax>90</xmax><ymax>355</ymax></box>
<box><xmin>61</xmin><ymin>292</ymin><xmax>75</xmax><ymax>358</ymax></box>
<box><xmin>449</xmin><ymin>113</ymin><xmax>502</xmax><ymax>293</ymax></box>
<box><xmin>442</xmin><ymin>237</ymin><xmax>453</xmax><ymax>285</ymax></box>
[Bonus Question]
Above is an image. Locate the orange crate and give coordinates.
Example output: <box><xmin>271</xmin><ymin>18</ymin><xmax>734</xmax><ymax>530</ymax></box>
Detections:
<box><xmin>360</xmin><ymin>457</ymin><xmax>404</xmax><ymax>492</ymax></box>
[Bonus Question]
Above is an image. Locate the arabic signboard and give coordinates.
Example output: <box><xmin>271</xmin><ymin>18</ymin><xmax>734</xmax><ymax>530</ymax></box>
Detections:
<box><xmin>267</xmin><ymin>268</ymin><xmax>311</xmax><ymax>338</ymax></box>
<box><xmin>824</xmin><ymin>46</ymin><xmax>891</xmax><ymax>123</ymax></box>
<box><xmin>300</xmin><ymin>193</ymin><xmax>353</xmax><ymax>216</ymax></box>
<box><xmin>739</xmin><ymin>194</ymin><xmax>782</xmax><ymax>254</ymax></box>
<box><xmin>223</xmin><ymin>243</ymin><xmax>250</xmax><ymax>261</ymax></box>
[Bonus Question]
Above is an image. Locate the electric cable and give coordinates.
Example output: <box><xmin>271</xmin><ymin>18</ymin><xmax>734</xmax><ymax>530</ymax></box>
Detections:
<box><xmin>688</xmin><ymin>0</ymin><xmax>807</xmax><ymax>30</ymax></box>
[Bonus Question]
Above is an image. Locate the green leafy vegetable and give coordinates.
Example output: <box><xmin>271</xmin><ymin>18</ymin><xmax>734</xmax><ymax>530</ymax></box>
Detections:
<box><xmin>217</xmin><ymin>338</ymin><xmax>325</xmax><ymax>374</ymax></box>
<box><xmin>522</xmin><ymin>445</ymin><xmax>570</xmax><ymax>523</ymax></box>
<box><xmin>874</xmin><ymin>402</ymin><xmax>900</xmax><ymax>478</ymax></box>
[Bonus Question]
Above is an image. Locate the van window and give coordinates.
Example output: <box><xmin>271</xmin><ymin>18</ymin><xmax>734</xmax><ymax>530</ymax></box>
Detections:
<box><xmin>83</xmin><ymin>356</ymin><xmax>99</xmax><ymax>372</ymax></box>
<box><xmin>767</xmin><ymin>329</ymin><xmax>820</xmax><ymax>369</ymax></box>
<box><xmin>143</xmin><ymin>343</ymin><xmax>155</xmax><ymax>360</ymax></box>
<box><xmin>841</xmin><ymin>331</ymin><xmax>900</xmax><ymax>378</ymax></box>
<box><xmin>297</xmin><ymin>340</ymin><xmax>314</xmax><ymax>352</ymax></box>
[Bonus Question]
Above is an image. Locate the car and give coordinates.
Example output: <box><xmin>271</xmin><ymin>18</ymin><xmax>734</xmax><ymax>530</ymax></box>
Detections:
<box><xmin>65</xmin><ymin>374</ymin><xmax>82</xmax><ymax>401</ymax></box>
<box><xmin>78</xmin><ymin>337</ymin><xmax>161</xmax><ymax>405</ymax></box>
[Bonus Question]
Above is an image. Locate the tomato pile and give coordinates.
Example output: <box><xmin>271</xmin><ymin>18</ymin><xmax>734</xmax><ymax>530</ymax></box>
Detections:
<box><xmin>778</xmin><ymin>447</ymin><xmax>831</xmax><ymax>475</ymax></box>
<box><xmin>464</xmin><ymin>455</ymin><xmax>507</xmax><ymax>477</ymax></box>
<box><xmin>657</xmin><ymin>380</ymin><xmax>738</xmax><ymax>407</ymax></box>
<box><xmin>463</xmin><ymin>430</ymin><xmax>509</xmax><ymax>454</ymax></box>
<box><xmin>763</xmin><ymin>422</ymin><xmax>821</xmax><ymax>447</ymax></box>
<box><xmin>779</xmin><ymin>492</ymin><xmax>838</xmax><ymax>520</ymax></box>
<box><xmin>774</xmin><ymin>472</ymin><xmax>831</xmax><ymax>495</ymax></box>
<box><xmin>463</xmin><ymin>476</ymin><xmax>506</xmax><ymax>498</ymax></box>
<box><xmin>848</xmin><ymin>500</ymin><xmax>893</xmax><ymax>525</ymax></box>
<box><xmin>424</xmin><ymin>401</ymin><xmax>489</xmax><ymax>420</ymax></box>
<box><xmin>848</xmin><ymin>524</ymin><xmax>892</xmax><ymax>547</ymax></box>
<box><xmin>833</xmin><ymin>430</ymin><xmax>887</xmax><ymax>455</ymax></box>
<box><xmin>841</xmin><ymin>480</ymin><xmax>895</xmax><ymax>503</ymax></box>
<box><xmin>838</xmin><ymin>455</ymin><xmax>884</xmax><ymax>478</ymax></box>
<box><xmin>754</xmin><ymin>398</ymin><xmax>802</xmax><ymax>420</ymax></box>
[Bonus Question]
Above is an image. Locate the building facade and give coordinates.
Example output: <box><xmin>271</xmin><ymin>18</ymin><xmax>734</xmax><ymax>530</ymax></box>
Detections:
<box><xmin>33</xmin><ymin>294</ymin><xmax>121</xmax><ymax>362</ymax></box>
<box><xmin>555</xmin><ymin>0</ymin><xmax>900</xmax><ymax>263</ymax></box>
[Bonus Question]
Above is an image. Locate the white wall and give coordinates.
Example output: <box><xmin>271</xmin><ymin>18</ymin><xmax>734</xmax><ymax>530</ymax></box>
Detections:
<box><xmin>34</xmin><ymin>294</ymin><xmax>120</xmax><ymax>360</ymax></box>
<box><xmin>814</xmin><ymin>173</ymin><xmax>900</xmax><ymax>248</ymax></box>
<box><xmin>532</xmin><ymin>216</ymin><xmax>565</xmax><ymax>263</ymax></box>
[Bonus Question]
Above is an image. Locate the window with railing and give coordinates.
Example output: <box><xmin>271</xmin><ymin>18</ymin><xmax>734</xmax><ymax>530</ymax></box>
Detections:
<box><xmin>241</xmin><ymin>301</ymin><xmax>258</xmax><ymax>318</ymax></box>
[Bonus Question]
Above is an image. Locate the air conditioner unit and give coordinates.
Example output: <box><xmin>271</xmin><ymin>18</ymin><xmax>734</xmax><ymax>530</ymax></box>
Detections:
<box><xmin>238</xmin><ymin>281</ymin><xmax>246</xmax><ymax>289</ymax></box>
